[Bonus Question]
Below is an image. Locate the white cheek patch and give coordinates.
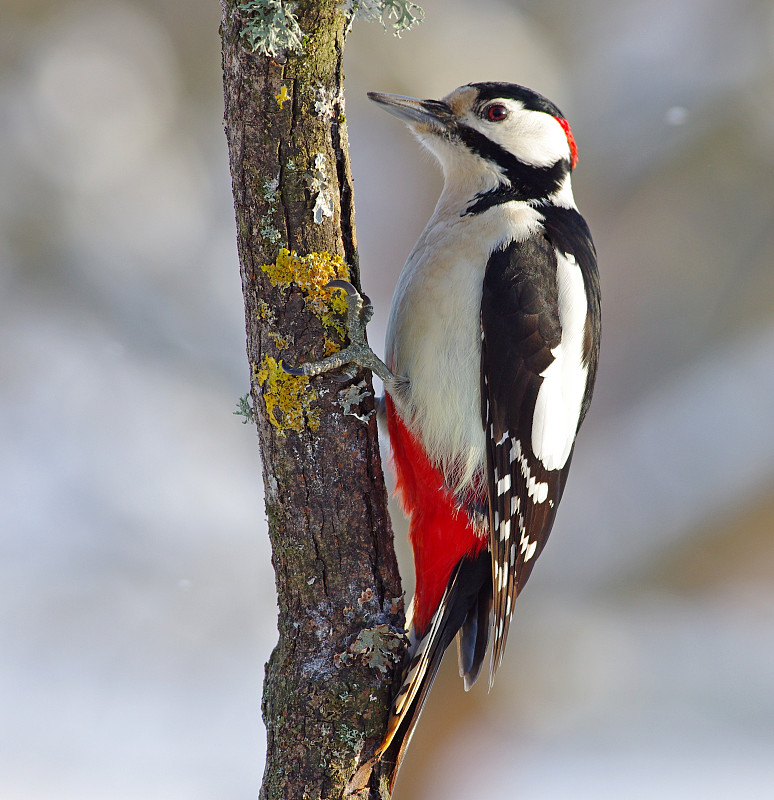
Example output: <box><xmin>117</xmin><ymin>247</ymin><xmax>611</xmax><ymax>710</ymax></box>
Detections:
<box><xmin>467</xmin><ymin>104</ymin><xmax>570</xmax><ymax>168</ymax></box>
<box><xmin>531</xmin><ymin>251</ymin><xmax>588</xmax><ymax>471</ymax></box>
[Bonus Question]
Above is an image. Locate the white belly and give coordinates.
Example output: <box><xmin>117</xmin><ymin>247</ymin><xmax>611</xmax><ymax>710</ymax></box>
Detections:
<box><xmin>385</xmin><ymin>200</ymin><xmax>543</xmax><ymax>494</ymax></box>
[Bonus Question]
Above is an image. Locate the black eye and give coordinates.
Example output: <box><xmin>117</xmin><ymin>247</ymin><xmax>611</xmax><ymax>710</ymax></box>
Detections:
<box><xmin>485</xmin><ymin>104</ymin><xmax>508</xmax><ymax>122</ymax></box>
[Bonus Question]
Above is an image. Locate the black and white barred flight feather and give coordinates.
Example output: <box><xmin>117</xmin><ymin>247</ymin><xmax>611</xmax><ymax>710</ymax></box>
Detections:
<box><xmin>482</xmin><ymin>208</ymin><xmax>600</xmax><ymax>679</ymax></box>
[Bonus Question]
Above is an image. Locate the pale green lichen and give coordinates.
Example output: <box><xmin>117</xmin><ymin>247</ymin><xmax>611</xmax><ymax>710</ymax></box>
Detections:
<box><xmin>254</xmin><ymin>355</ymin><xmax>320</xmax><ymax>433</ymax></box>
<box><xmin>347</xmin><ymin>624</ymin><xmax>404</xmax><ymax>674</ymax></box>
<box><xmin>259</xmin><ymin>176</ymin><xmax>282</xmax><ymax>244</ymax></box>
<box><xmin>306</xmin><ymin>153</ymin><xmax>334</xmax><ymax>225</ymax></box>
<box><xmin>339</xmin><ymin>381</ymin><xmax>374</xmax><ymax>423</ymax></box>
<box><xmin>263</xmin><ymin>176</ymin><xmax>280</xmax><ymax>202</ymax></box>
<box><xmin>314</xmin><ymin>85</ymin><xmax>341</xmax><ymax>118</ymax></box>
<box><xmin>336</xmin><ymin>722</ymin><xmax>365</xmax><ymax>756</ymax></box>
<box><xmin>238</xmin><ymin>0</ymin><xmax>304</xmax><ymax>56</ymax></box>
<box><xmin>342</xmin><ymin>0</ymin><xmax>424</xmax><ymax>35</ymax></box>
<box><xmin>260</xmin><ymin>219</ymin><xmax>282</xmax><ymax>245</ymax></box>
<box><xmin>233</xmin><ymin>393</ymin><xmax>255</xmax><ymax>424</ymax></box>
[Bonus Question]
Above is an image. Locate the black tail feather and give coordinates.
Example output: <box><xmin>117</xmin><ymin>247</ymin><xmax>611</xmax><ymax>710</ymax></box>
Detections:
<box><xmin>457</xmin><ymin>569</ymin><xmax>493</xmax><ymax>690</ymax></box>
<box><xmin>377</xmin><ymin>551</ymin><xmax>492</xmax><ymax>791</ymax></box>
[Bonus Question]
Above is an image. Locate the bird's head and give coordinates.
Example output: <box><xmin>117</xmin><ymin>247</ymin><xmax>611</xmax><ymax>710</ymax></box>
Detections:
<box><xmin>368</xmin><ymin>82</ymin><xmax>578</xmax><ymax>211</ymax></box>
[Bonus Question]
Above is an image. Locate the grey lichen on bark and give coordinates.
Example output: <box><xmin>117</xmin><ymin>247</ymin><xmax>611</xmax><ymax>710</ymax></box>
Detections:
<box><xmin>220</xmin><ymin>1</ymin><xmax>405</xmax><ymax>798</ymax></box>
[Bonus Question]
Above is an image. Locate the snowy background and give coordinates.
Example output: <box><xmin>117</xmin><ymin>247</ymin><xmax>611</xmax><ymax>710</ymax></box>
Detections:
<box><xmin>3</xmin><ymin>1</ymin><xmax>774</xmax><ymax>798</ymax></box>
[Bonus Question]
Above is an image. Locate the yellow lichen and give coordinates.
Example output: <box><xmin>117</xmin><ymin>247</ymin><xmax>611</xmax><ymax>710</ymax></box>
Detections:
<box><xmin>254</xmin><ymin>355</ymin><xmax>320</xmax><ymax>434</ymax></box>
<box><xmin>255</xmin><ymin>299</ymin><xmax>276</xmax><ymax>323</ymax></box>
<box><xmin>255</xmin><ymin>250</ymin><xmax>352</xmax><ymax>432</ymax></box>
<box><xmin>261</xmin><ymin>248</ymin><xmax>350</xmax><ymax>345</ymax></box>
<box><xmin>268</xmin><ymin>331</ymin><xmax>292</xmax><ymax>349</ymax></box>
<box><xmin>275</xmin><ymin>85</ymin><xmax>291</xmax><ymax>109</ymax></box>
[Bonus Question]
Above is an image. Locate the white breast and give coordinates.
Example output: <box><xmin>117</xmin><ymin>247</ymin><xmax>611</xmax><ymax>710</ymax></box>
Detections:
<box><xmin>386</xmin><ymin>198</ymin><xmax>543</xmax><ymax>494</ymax></box>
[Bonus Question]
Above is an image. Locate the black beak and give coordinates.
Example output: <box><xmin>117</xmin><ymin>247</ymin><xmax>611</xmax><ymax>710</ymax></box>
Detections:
<box><xmin>367</xmin><ymin>91</ymin><xmax>453</xmax><ymax>134</ymax></box>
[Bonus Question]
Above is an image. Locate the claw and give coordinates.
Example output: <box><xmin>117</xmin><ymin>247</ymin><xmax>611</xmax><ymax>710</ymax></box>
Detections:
<box><xmin>280</xmin><ymin>280</ymin><xmax>396</xmax><ymax>385</ymax></box>
<box><xmin>331</xmin><ymin>366</ymin><xmax>358</xmax><ymax>383</ymax></box>
<box><xmin>281</xmin><ymin>362</ymin><xmax>308</xmax><ymax>377</ymax></box>
<box><xmin>325</xmin><ymin>279</ymin><xmax>358</xmax><ymax>294</ymax></box>
<box><xmin>327</xmin><ymin>279</ymin><xmax>374</xmax><ymax>324</ymax></box>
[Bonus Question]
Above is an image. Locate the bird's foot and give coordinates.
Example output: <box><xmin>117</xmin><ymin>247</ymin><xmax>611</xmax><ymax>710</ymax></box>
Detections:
<box><xmin>282</xmin><ymin>280</ymin><xmax>394</xmax><ymax>384</ymax></box>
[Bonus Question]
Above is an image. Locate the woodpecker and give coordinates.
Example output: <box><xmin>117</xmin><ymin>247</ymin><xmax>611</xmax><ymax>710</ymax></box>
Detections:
<box><xmin>286</xmin><ymin>82</ymin><xmax>600</xmax><ymax>785</ymax></box>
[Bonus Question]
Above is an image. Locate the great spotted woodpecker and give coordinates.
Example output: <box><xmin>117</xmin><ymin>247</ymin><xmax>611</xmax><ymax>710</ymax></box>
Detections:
<box><xmin>286</xmin><ymin>82</ymin><xmax>600</xmax><ymax>784</ymax></box>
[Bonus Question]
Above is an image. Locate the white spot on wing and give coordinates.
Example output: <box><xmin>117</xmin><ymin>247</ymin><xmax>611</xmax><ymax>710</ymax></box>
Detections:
<box><xmin>510</xmin><ymin>439</ymin><xmax>549</xmax><ymax>504</ymax></box>
<box><xmin>535</xmin><ymin>481</ymin><xmax>548</xmax><ymax>502</ymax></box>
<box><xmin>497</xmin><ymin>564</ymin><xmax>508</xmax><ymax>591</ymax></box>
<box><xmin>520</xmin><ymin>527</ymin><xmax>537</xmax><ymax>561</ymax></box>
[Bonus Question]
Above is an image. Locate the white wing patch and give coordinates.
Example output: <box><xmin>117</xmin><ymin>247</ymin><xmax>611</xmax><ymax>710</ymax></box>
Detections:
<box><xmin>531</xmin><ymin>251</ymin><xmax>588</xmax><ymax>471</ymax></box>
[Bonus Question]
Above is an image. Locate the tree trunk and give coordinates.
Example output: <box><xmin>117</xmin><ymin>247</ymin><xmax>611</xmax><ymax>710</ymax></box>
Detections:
<box><xmin>220</xmin><ymin>2</ymin><xmax>404</xmax><ymax>798</ymax></box>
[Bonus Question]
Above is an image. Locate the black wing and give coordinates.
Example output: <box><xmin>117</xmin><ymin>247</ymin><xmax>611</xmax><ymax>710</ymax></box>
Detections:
<box><xmin>481</xmin><ymin>216</ymin><xmax>599</xmax><ymax>682</ymax></box>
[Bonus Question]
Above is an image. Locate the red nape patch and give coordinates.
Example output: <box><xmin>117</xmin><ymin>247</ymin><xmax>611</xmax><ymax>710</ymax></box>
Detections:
<box><xmin>556</xmin><ymin>116</ymin><xmax>579</xmax><ymax>169</ymax></box>
<box><xmin>385</xmin><ymin>394</ymin><xmax>486</xmax><ymax>635</ymax></box>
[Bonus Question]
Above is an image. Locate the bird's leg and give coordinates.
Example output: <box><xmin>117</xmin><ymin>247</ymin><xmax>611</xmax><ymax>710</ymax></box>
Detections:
<box><xmin>282</xmin><ymin>280</ymin><xmax>396</xmax><ymax>385</ymax></box>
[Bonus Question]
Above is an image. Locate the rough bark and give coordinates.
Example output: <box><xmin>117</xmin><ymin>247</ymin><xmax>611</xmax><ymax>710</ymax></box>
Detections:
<box><xmin>220</xmin><ymin>2</ymin><xmax>404</xmax><ymax>799</ymax></box>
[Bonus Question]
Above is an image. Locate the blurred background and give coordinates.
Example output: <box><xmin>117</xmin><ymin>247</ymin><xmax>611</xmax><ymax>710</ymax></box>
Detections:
<box><xmin>2</xmin><ymin>0</ymin><xmax>774</xmax><ymax>797</ymax></box>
